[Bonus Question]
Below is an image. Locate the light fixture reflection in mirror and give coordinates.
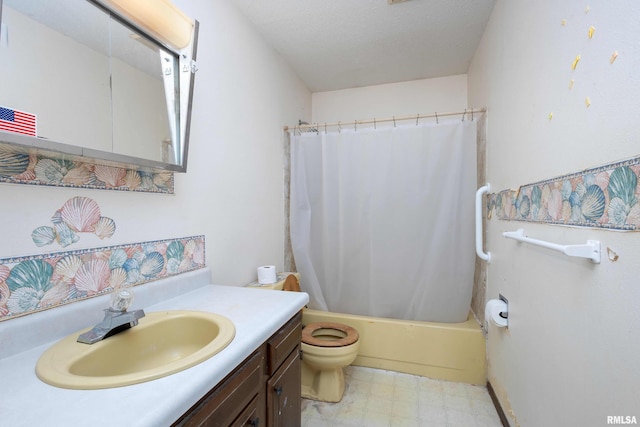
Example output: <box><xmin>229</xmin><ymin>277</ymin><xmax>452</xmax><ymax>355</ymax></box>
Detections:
<box><xmin>0</xmin><ymin>0</ymin><xmax>198</xmax><ymax>173</ymax></box>
<box><xmin>99</xmin><ymin>0</ymin><xmax>194</xmax><ymax>50</ymax></box>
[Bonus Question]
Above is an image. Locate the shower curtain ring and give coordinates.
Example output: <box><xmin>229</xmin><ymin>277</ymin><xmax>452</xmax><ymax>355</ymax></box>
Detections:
<box><xmin>325</xmin><ymin>123</ymin><xmax>327</xmax><ymax>134</ymax></box>
<box><xmin>416</xmin><ymin>114</ymin><xmax>420</xmax><ymax>126</ymax></box>
<box><xmin>374</xmin><ymin>118</ymin><xmax>376</xmax><ymax>129</ymax></box>
<box><xmin>393</xmin><ymin>116</ymin><xmax>396</xmax><ymax>127</ymax></box>
<box><xmin>471</xmin><ymin>109</ymin><xmax>474</xmax><ymax>122</ymax></box>
<box><xmin>462</xmin><ymin>109</ymin><xmax>467</xmax><ymax>122</ymax></box>
<box><xmin>435</xmin><ymin>112</ymin><xmax>439</xmax><ymax>124</ymax></box>
<box><xmin>338</xmin><ymin>121</ymin><xmax>342</xmax><ymax>133</ymax></box>
<box><xmin>354</xmin><ymin>120</ymin><xmax>357</xmax><ymax>132</ymax></box>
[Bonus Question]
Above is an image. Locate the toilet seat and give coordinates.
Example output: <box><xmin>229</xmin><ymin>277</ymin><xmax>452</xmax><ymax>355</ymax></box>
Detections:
<box><xmin>302</xmin><ymin>322</ymin><xmax>359</xmax><ymax>347</ymax></box>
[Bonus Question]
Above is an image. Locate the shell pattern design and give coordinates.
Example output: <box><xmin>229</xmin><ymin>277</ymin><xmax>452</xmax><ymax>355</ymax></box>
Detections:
<box><xmin>0</xmin><ymin>144</ymin><xmax>174</xmax><ymax>194</ymax></box>
<box><xmin>31</xmin><ymin>197</ymin><xmax>116</xmax><ymax>248</ymax></box>
<box><xmin>0</xmin><ymin>236</ymin><xmax>205</xmax><ymax>321</ymax></box>
<box><xmin>488</xmin><ymin>156</ymin><xmax>640</xmax><ymax>231</ymax></box>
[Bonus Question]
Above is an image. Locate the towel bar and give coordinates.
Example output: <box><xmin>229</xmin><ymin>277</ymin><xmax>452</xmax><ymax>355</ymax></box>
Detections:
<box><xmin>502</xmin><ymin>229</ymin><xmax>601</xmax><ymax>263</ymax></box>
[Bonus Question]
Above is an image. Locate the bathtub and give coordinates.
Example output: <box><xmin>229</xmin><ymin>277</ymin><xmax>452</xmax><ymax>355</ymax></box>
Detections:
<box><xmin>247</xmin><ymin>275</ymin><xmax>486</xmax><ymax>385</ymax></box>
<box><xmin>302</xmin><ymin>308</ymin><xmax>486</xmax><ymax>385</ymax></box>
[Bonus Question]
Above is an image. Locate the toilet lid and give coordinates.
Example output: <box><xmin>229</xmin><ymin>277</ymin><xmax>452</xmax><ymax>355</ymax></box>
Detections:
<box><xmin>302</xmin><ymin>322</ymin><xmax>359</xmax><ymax>347</ymax></box>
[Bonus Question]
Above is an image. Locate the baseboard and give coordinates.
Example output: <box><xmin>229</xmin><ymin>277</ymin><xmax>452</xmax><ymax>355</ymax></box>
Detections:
<box><xmin>487</xmin><ymin>381</ymin><xmax>510</xmax><ymax>427</ymax></box>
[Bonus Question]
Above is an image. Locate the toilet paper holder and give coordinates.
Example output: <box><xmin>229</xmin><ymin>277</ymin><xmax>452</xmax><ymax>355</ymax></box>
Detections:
<box><xmin>498</xmin><ymin>294</ymin><xmax>508</xmax><ymax>320</ymax></box>
<box><xmin>484</xmin><ymin>294</ymin><xmax>509</xmax><ymax>331</ymax></box>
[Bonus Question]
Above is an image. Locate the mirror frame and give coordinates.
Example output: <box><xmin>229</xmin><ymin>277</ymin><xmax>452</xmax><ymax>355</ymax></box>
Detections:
<box><xmin>0</xmin><ymin>0</ymin><xmax>199</xmax><ymax>173</ymax></box>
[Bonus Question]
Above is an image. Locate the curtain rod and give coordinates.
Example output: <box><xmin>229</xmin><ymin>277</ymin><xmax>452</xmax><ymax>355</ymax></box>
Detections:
<box><xmin>284</xmin><ymin>108</ymin><xmax>486</xmax><ymax>132</ymax></box>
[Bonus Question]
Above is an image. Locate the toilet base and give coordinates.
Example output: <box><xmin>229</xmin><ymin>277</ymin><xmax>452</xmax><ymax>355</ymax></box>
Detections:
<box><xmin>301</xmin><ymin>361</ymin><xmax>346</xmax><ymax>403</ymax></box>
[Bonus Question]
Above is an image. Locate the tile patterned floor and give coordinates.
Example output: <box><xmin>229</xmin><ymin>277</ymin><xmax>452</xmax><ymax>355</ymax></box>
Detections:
<box><xmin>301</xmin><ymin>366</ymin><xmax>503</xmax><ymax>427</ymax></box>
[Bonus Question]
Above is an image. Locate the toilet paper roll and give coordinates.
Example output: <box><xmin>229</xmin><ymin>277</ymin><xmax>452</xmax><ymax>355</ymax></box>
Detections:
<box><xmin>485</xmin><ymin>299</ymin><xmax>508</xmax><ymax>328</ymax></box>
<box><xmin>257</xmin><ymin>265</ymin><xmax>277</xmax><ymax>285</ymax></box>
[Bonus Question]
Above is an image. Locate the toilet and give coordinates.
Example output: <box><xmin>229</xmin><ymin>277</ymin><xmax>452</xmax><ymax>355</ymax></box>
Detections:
<box><xmin>283</xmin><ymin>274</ymin><xmax>360</xmax><ymax>402</ymax></box>
<box><xmin>300</xmin><ymin>320</ymin><xmax>359</xmax><ymax>402</ymax></box>
<box><xmin>248</xmin><ymin>273</ymin><xmax>360</xmax><ymax>403</ymax></box>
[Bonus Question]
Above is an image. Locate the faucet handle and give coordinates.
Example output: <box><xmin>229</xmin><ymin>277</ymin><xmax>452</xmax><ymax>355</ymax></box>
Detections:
<box><xmin>109</xmin><ymin>288</ymin><xmax>135</xmax><ymax>312</ymax></box>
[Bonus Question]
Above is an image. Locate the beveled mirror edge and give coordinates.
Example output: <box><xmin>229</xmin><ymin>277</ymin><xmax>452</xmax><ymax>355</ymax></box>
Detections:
<box><xmin>0</xmin><ymin>0</ymin><xmax>199</xmax><ymax>174</ymax></box>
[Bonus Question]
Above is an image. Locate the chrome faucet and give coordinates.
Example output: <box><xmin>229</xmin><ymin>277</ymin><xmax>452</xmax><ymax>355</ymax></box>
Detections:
<box><xmin>77</xmin><ymin>288</ymin><xmax>145</xmax><ymax>344</ymax></box>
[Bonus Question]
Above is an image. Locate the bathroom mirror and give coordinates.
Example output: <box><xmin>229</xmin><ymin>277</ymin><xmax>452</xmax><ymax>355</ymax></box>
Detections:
<box><xmin>0</xmin><ymin>0</ymin><xmax>198</xmax><ymax>172</ymax></box>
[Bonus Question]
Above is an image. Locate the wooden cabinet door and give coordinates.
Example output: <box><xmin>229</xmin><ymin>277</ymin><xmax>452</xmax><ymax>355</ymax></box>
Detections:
<box><xmin>266</xmin><ymin>348</ymin><xmax>301</xmax><ymax>427</ymax></box>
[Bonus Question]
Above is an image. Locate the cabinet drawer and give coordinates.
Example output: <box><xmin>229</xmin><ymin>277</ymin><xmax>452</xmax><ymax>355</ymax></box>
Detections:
<box><xmin>230</xmin><ymin>395</ymin><xmax>261</xmax><ymax>427</ymax></box>
<box><xmin>174</xmin><ymin>348</ymin><xmax>265</xmax><ymax>427</ymax></box>
<box><xmin>266</xmin><ymin>312</ymin><xmax>301</xmax><ymax>376</ymax></box>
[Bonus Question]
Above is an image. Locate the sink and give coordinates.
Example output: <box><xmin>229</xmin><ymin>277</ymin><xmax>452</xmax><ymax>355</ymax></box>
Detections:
<box><xmin>36</xmin><ymin>310</ymin><xmax>235</xmax><ymax>389</ymax></box>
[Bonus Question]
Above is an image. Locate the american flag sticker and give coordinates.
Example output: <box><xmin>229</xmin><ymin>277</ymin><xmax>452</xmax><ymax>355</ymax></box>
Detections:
<box><xmin>0</xmin><ymin>105</ymin><xmax>37</xmax><ymax>136</ymax></box>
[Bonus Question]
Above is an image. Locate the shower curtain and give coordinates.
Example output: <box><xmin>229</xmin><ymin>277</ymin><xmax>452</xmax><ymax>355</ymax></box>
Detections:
<box><xmin>290</xmin><ymin>118</ymin><xmax>477</xmax><ymax>323</ymax></box>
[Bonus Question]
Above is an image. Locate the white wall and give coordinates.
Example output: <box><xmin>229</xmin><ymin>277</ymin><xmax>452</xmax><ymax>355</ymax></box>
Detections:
<box><xmin>312</xmin><ymin>75</ymin><xmax>468</xmax><ymax>124</ymax></box>
<box><xmin>0</xmin><ymin>0</ymin><xmax>311</xmax><ymax>287</ymax></box>
<box><xmin>468</xmin><ymin>1</ymin><xmax>640</xmax><ymax>425</ymax></box>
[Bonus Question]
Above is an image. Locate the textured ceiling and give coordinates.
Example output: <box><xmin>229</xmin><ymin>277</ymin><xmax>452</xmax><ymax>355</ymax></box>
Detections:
<box><xmin>233</xmin><ymin>0</ymin><xmax>496</xmax><ymax>92</ymax></box>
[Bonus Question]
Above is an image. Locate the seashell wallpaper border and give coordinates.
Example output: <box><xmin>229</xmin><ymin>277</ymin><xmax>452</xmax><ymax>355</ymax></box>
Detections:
<box><xmin>0</xmin><ymin>144</ymin><xmax>174</xmax><ymax>194</ymax></box>
<box><xmin>488</xmin><ymin>154</ymin><xmax>640</xmax><ymax>230</ymax></box>
<box><xmin>0</xmin><ymin>235</ymin><xmax>205</xmax><ymax>321</ymax></box>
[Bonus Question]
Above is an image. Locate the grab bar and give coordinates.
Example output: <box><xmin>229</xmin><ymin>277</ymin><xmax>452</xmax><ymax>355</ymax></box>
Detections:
<box><xmin>475</xmin><ymin>184</ymin><xmax>491</xmax><ymax>262</ymax></box>
<box><xmin>503</xmin><ymin>229</ymin><xmax>601</xmax><ymax>263</ymax></box>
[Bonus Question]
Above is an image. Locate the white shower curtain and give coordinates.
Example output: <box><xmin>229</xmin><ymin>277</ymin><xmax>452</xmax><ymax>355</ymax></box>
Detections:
<box><xmin>290</xmin><ymin>118</ymin><xmax>477</xmax><ymax>323</ymax></box>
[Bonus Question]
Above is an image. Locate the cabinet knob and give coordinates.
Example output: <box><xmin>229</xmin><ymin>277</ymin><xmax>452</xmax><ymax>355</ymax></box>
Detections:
<box><xmin>248</xmin><ymin>417</ymin><xmax>260</xmax><ymax>427</ymax></box>
<box><xmin>274</xmin><ymin>385</ymin><xmax>283</xmax><ymax>396</ymax></box>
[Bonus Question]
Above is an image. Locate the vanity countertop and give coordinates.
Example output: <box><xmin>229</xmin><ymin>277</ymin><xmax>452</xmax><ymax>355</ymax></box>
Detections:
<box><xmin>0</xmin><ymin>269</ymin><xmax>308</xmax><ymax>427</ymax></box>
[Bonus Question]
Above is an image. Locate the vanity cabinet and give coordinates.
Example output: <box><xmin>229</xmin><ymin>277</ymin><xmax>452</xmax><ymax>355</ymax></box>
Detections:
<box><xmin>266</xmin><ymin>349</ymin><xmax>301</xmax><ymax>426</ymax></box>
<box><xmin>174</xmin><ymin>312</ymin><xmax>301</xmax><ymax>427</ymax></box>
<box><xmin>172</xmin><ymin>348</ymin><xmax>265</xmax><ymax>426</ymax></box>
<box><xmin>265</xmin><ymin>313</ymin><xmax>302</xmax><ymax>426</ymax></box>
